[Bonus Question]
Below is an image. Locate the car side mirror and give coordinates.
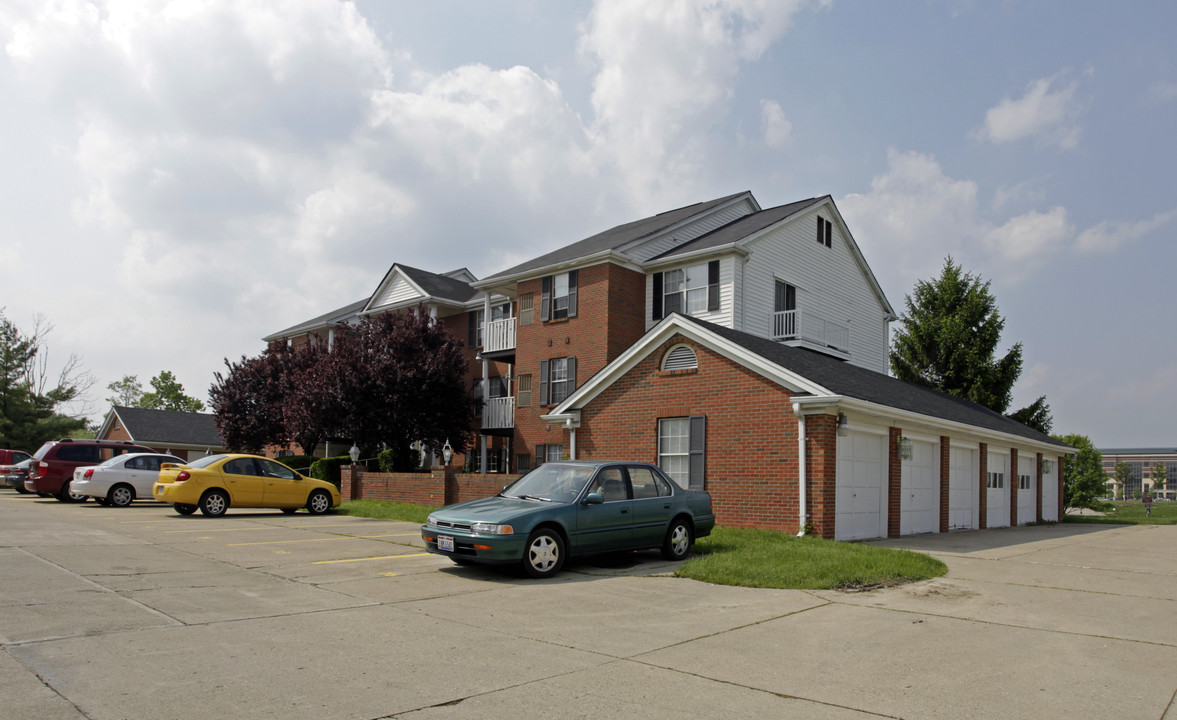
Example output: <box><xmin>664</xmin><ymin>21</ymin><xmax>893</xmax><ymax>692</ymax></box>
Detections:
<box><xmin>583</xmin><ymin>492</ymin><xmax>604</xmax><ymax>505</ymax></box>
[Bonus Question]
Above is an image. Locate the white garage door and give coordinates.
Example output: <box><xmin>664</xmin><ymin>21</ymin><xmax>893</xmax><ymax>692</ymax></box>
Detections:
<box><xmin>949</xmin><ymin>447</ymin><xmax>979</xmax><ymax>530</ymax></box>
<box><xmin>901</xmin><ymin>439</ymin><xmax>939</xmax><ymax>535</ymax></box>
<box><xmin>987</xmin><ymin>453</ymin><xmax>1010</xmax><ymax>528</ymax></box>
<box><xmin>836</xmin><ymin>431</ymin><xmax>887</xmax><ymax>541</ymax></box>
<box><xmin>1017</xmin><ymin>454</ymin><xmax>1037</xmax><ymax>526</ymax></box>
<box><xmin>1042</xmin><ymin>460</ymin><xmax>1059</xmax><ymax>522</ymax></box>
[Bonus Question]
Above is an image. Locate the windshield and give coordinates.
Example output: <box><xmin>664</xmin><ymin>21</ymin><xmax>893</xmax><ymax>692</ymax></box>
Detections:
<box><xmin>502</xmin><ymin>463</ymin><xmax>597</xmax><ymax>503</ymax></box>
<box><xmin>186</xmin><ymin>454</ymin><xmax>228</xmax><ymax>469</ymax></box>
<box><xmin>97</xmin><ymin>456</ymin><xmax>123</xmax><ymax>468</ymax></box>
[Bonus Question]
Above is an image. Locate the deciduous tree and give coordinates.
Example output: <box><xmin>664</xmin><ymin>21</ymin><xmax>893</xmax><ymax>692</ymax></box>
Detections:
<box><xmin>139</xmin><ymin>371</ymin><xmax>205</xmax><ymax>412</ymax></box>
<box><xmin>1053</xmin><ymin>433</ymin><xmax>1107</xmax><ymax>511</ymax></box>
<box><xmin>0</xmin><ymin>310</ymin><xmax>88</xmax><ymax>450</ymax></box>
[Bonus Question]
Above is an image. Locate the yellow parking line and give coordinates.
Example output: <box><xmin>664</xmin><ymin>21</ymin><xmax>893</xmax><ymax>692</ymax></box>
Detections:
<box><xmin>167</xmin><ymin>526</ymin><xmax>286</xmax><ymax>534</ymax></box>
<box><xmin>313</xmin><ymin>553</ymin><xmax>431</xmax><ymax>565</ymax></box>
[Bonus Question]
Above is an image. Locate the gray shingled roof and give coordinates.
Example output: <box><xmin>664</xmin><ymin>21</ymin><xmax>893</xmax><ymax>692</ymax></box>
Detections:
<box><xmin>396</xmin><ymin>264</ymin><xmax>479</xmax><ymax>304</ymax></box>
<box><xmin>112</xmin><ymin>406</ymin><xmax>224</xmax><ymax>448</ymax></box>
<box><xmin>264</xmin><ymin>298</ymin><xmax>367</xmax><ymax>342</ymax></box>
<box><xmin>654</xmin><ymin>197</ymin><xmax>825</xmax><ymax>259</ymax></box>
<box><xmin>686</xmin><ymin>317</ymin><xmax>1070</xmax><ymax>448</ymax></box>
<box><xmin>481</xmin><ymin>191</ymin><xmax>752</xmax><ymax>281</ymax></box>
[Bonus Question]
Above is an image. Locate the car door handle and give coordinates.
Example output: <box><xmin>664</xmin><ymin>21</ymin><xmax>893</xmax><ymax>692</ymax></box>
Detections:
<box><xmin>620</xmin><ymin>508</ymin><xmax>629</xmax><ymax>514</ymax></box>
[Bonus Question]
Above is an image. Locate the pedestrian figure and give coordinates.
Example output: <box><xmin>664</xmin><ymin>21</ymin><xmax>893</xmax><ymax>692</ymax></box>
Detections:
<box><xmin>1144</xmin><ymin>493</ymin><xmax>1153</xmax><ymax>517</ymax></box>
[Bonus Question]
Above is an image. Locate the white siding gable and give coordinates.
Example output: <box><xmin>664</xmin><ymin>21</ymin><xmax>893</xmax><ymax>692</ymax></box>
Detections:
<box><xmin>645</xmin><ymin>257</ymin><xmax>736</xmax><ymax>330</ymax></box>
<box><xmin>739</xmin><ymin>209</ymin><xmax>891</xmax><ymax>373</ymax></box>
<box><xmin>626</xmin><ymin>198</ymin><xmax>757</xmax><ymax>263</ymax></box>
<box><xmin>370</xmin><ymin>273</ymin><xmax>423</xmax><ymax>311</ymax></box>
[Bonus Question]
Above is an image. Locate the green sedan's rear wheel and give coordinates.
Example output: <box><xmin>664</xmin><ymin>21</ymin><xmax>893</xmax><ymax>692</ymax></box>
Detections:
<box><xmin>108</xmin><ymin>484</ymin><xmax>135</xmax><ymax>508</ymax></box>
<box><xmin>522</xmin><ymin>528</ymin><xmax>565</xmax><ymax>578</ymax></box>
<box><xmin>306</xmin><ymin>489</ymin><xmax>332</xmax><ymax>515</ymax></box>
<box><xmin>173</xmin><ymin>503</ymin><xmax>197</xmax><ymax>516</ymax></box>
<box><xmin>199</xmin><ymin>490</ymin><xmax>229</xmax><ymax>517</ymax></box>
<box><xmin>661</xmin><ymin>518</ymin><xmax>693</xmax><ymax>561</ymax></box>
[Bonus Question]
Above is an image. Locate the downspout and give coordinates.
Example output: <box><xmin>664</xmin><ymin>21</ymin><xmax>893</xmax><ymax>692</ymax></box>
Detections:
<box><xmin>792</xmin><ymin>402</ymin><xmax>807</xmax><ymax>537</ymax></box>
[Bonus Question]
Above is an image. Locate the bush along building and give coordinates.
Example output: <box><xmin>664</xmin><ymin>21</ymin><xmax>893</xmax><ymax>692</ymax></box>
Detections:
<box><xmin>268</xmin><ymin>191</ymin><xmax>1071</xmax><ymax>540</ymax></box>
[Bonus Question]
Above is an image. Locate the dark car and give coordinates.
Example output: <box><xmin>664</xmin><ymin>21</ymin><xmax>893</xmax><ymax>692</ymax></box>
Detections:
<box><xmin>27</xmin><ymin>439</ymin><xmax>156</xmax><ymax>502</ymax></box>
<box><xmin>1</xmin><ymin>449</ymin><xmax>33</xmax><ymax>492</ymax></box>
<box><xmin>421</xmin><ymin>461</ymin><xmax>715</xmax><ymax>578</ymax></box>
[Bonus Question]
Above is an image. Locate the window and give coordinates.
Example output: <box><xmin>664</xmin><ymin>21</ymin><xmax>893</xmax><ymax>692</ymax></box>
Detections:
<box><xmin>1019</xmin><ymin>474</ymin><xmax>1032</xmax><ymax>490</ymax></box>
<box><xmin>817</xmin><ymin>216</ymin><xmax>832</xmax><ymax>247</ymax></box>
<box><xmin>658</xmin><ymin>416</ymin><xmax>706</xmax><ymax>489</ymax></box>
<box><xmin>652</xmin><ymin>260</ymin><xmax>720</xmax><ymax>319</ymax></box>
<box><xmin>517</xmin><ymin>374</ymin><xmax>532</xmax><ymax>407</ymax></box>
<box><xmin>535</xmin><ymin>444</ymin><xmax>564</xmax><ymax>466</ymax></box>
<box><xmin>987</xmin><ymin>471</ymin><xmax>1005</xmax><ymax>489</ymax></box>
<box><xmin>516</xmin><ymin>453</ymin><xmax>531</xmax><ymax>473</ymax></box>
<box><xmin>539</xmin><ymin>357</ymin><xmax>576</xmax><ymax>405</ymax></box>
<box><xmin>468</xmin><ymin>309</ymin><xmax>482</xmax><ymax>348</ymax></box>
<box><xmin>540</xmin><ymin>270</ymin><xmax>577</xmax><ymax>321</ymax></box>
<box><xmin>629</xmin><ymin>466</ymin><xmax>671</xmax><ymax>499</ymax></box>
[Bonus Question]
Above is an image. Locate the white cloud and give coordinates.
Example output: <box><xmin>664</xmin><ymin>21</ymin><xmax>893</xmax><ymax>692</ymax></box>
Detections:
<box><xmin>981</xmin><ymin>207</ymin><xmax>1072</xmax><ymax>278</ymax></box>
<box><xmin>578</xmin><ymin>0</ymin><xmax>812</xmax><ymax>205</ymax></box>
<box><xmin>975</xmin><ymin>75</ymin><xmax>1082</xmax><ymax>150</ymax></box>
<box><xmin>1148</xmin><ymin>80</ymin><xmax>1177</xmax><ymax>103</ymax></box>
<box><xmin>760</xmin><ymin>99</ymin><xmax>792</xmax><ymax>148</ymax></box>
<box><xmin>1075</xmin><ymin>210</ymin><xmax>1177</xmax><ymax>253</ymax></box>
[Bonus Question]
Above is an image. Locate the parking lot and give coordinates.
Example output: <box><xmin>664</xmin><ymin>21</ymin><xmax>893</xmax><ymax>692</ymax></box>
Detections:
<box><xmin>3</xmin><ymin>492</ymin><xmax>1177</xmax><ymax>719</ymax></box>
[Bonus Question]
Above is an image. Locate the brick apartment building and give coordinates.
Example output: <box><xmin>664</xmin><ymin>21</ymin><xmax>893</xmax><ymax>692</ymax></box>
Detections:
<box><xmin>266</xmin><ymin>190</ymin><xmax>1071</xmax><ymax>540</ymax></box>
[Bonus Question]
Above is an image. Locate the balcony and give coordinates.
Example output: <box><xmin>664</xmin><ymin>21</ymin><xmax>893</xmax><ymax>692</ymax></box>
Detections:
<box><xmin>772</xmin><ymin>309</ymin><xmax>850</xmax><ymax>352</ymax></box>
<box><xmin>482</xmin><ymin>396</ymin><xmax>516</xmax><ymax>431</ymax></box>
<box><xmin>481</xmin><ymin>317</ymin><xmax>517</xmax><ymax>357</ymax></box>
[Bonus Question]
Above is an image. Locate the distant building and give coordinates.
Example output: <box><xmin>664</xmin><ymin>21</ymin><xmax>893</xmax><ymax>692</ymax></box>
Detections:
<box><xmin>1099</xmin><ymin>448</ymin><xmax>1177</xmax><ymax>499</ymax></box>
<box><xmin>98</xmin><ymin>406</ymin><xmax>226</xmax><ymax>461</ymax></box>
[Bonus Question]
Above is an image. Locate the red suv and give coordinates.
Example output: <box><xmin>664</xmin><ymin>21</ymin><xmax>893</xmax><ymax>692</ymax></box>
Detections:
<box><xmin>28</xmin><ymin>439</ymin><xmax>156</xmax><ymax>502</ymax></box>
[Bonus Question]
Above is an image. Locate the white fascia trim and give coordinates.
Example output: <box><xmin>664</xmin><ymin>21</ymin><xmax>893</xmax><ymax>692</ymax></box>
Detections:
<box><xmin>361</xmin><ymin>265</ymin><xmax>427</xmax><ymax>315</ymax></box>
<box><xmin>471</xmin><ymin>251</ymin><xmax>642</xmax><ymax>294</ymax></box>
<box><xmin>642</xmin><ymin>244</ymin><xmax>751</xmax><ymax>271</ymax></box>
<box><xmin>834</xmin><ymin>396</ymin><xmax>1075</xmax><ymax>456</ymax></box>
<box><xmin>96</xmin><ymin>409</ymin><xmax>121</xmax><ymax>440</ymax></box>
<box><xmin>549</xmin><ymin>315</ymin><xmax>833</xmax><ymax>415</ymax></box>
<box><xmin>539</xmin><ymin>410</ymin><xmax>581</xmax><ymax>428</ymax></box>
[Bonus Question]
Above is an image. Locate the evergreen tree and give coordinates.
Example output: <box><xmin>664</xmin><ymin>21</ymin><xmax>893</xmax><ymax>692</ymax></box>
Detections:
<box><xmin>891</xmin><ymin>257</ymin><xmax>1024</xmax><ymax>414</ymax></box>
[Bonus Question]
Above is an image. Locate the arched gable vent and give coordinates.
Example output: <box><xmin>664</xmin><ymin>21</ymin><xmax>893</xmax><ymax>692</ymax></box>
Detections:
<box><xmin>662</xmin><ymin>344</ymin><xmax>698</xmax><ymax>371</ymax></box>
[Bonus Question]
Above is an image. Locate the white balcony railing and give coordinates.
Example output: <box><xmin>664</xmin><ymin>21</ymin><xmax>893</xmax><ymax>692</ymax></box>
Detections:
<box><xmin>482</xmin><ymin>317</ymin><xmax>517</xmax><ymax>353</ymax></box>
<box><xmin>483</xmin><ymin>396</ymin><xmax>516</xmax><ymax>429</ymax></box>
<box><xmin>772</xmin><ymin>309</ymin><xmax>850</xmax><ymax>352</ymax></box>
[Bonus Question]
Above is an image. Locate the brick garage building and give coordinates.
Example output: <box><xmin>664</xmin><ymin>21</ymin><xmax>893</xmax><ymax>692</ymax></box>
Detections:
<box><xmin>543</xmin><ymin>314</ymin><xmax>1070</xmax><ymax>541</ymax></box>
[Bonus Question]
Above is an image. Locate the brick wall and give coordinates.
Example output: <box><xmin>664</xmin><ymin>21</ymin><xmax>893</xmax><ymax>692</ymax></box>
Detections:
<box><xmin>978</xmin><ymin>442</ymin><xmax>988</xmax><ymax>528</ymax></box>
<box><xmin>939</xmin><ymin>436</ymin><xmax>951</xmax><ymax>533</ymax></box>
<box><xmin>572</xmin><ymin>334</ymin><xmax>804</xmax><ymax>533</ymax></box>
<box><xmin>1010</xmin><ymin>449</ymin><xmax>1019</xmax><ymax>527</ymax></box>
<box><xmin>806</xmin><ymin>414</ymin><xmax>837</xmax><ymax>538</ymax></box>
<box><xmin>887</xmin><ymin>427</ymin><xmax>902</xmax><ymax>538</ymax></box>
<box><xmin>341</xmin><ymin>465</ymin><xmax>520</xmax><ymax>506</ymax></box>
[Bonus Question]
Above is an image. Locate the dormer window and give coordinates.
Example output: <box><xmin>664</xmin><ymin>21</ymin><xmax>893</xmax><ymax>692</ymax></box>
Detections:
<box><xmin>652</xmin><ymin>260</ymin><xmax>720</xmax><ymax>319</ymax></box>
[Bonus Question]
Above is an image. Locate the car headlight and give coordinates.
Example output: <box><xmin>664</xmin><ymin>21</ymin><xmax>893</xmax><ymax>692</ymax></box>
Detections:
<box><xmin>471</xmin><ymin>522</ymin><xmax>514</xmax><ymax>535</ymax></box>
<box><xmin>427</xmin><ymin>515</ymin><xmax>438</xmax><ymax>526</ymax></box>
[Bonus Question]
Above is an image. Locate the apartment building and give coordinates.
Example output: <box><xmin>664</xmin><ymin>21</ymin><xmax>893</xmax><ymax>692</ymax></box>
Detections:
<box><xmin>266</xmin><ymin>191</ymin><xmax>1071</xmax><ymax>539</ymax></box>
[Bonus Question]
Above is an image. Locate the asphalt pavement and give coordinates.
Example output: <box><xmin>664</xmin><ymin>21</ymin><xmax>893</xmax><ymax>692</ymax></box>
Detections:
<box><xmin>2</xmin><ymin>491</ymin><xmax>1175</xmax><ymax>719</ymax></box>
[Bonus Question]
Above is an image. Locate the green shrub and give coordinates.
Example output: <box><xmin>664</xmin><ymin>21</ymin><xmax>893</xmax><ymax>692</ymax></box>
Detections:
<box><xmin>309</xmin><ymin>455</ymin><xmax>350</xmax><ymax>489</ymax></box>
<box><xmin>279</xmin><ymin>455</ymin><xmax>317</xmax><ymax>472</ymax></box>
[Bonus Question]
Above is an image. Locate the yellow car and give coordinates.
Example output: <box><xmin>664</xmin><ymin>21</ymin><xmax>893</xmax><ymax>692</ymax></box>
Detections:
<box><xmin>153</xmin><ymin>454</ymin><xmax>341</xmax><ymax>517</ymax></box>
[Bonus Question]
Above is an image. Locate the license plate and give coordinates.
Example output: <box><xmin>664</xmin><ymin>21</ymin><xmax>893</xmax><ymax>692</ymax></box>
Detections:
<box><xmin>438</xmin><ymin>535</ymin><xmax>454</xmax><ymax>552</ymax></box>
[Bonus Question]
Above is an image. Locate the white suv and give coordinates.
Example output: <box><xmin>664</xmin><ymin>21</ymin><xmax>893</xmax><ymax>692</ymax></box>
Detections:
<box><xmin>72</xmin><ymin>453</ymin><xmax>184</xmax><ymax>507</ymax></box>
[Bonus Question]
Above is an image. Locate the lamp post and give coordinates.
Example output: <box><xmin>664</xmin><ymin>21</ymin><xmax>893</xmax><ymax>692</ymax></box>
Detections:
<box><xmin>442</xmin><ymin>440</ymin><xmax>453</xmax><ymax>467</ymax></box>
<box><xmin>348</xmin><ymin>443</ymin><xmax>360</xmax><ymax>465</ymax></box>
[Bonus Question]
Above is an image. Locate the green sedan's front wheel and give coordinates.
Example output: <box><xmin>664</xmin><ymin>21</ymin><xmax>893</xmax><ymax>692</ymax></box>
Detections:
<box><xmin>174</xmin><ymin>503</ymin><xmax>197</xmax><ymax>516</ymax></box>
<box><xmin>306</xmin><ymin>490</ymin><xmax>332</xmax><ymax>515</ymax></box>
<box><xmin>199</xmin><ymin>490</ymin><xmax>229</xmax><ymax>517</ymax></box>
<box><xmin>522</xmin><ymin>528</ymin><xmax>565</xmax><ymax>579</ymax></box>
<box><xmin>661</xmin><ymin>518</ymin><xmax>693</xmax><ymax>561</ymax></box>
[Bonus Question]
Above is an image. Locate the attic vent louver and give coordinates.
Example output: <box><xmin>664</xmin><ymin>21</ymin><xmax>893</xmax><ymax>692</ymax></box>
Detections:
<box><xmin>662</xmin><ymin>344</ymin><xmax>698</xmax><ymax>371</ymax></box>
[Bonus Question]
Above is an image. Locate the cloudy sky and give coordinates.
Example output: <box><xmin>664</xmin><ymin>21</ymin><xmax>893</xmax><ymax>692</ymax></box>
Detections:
<box><xmin>3</xmin><ymin>0</ymin><xmax>1174</xmax><ymax>448</ymax></box>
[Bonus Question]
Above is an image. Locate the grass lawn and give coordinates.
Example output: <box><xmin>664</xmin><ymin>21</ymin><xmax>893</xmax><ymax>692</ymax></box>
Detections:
<box><xmin>1064</xmin><ymin>500</ymin><xmax>1177</xmax><ymax>525</ymax></box>
<box><xmin>339</xmin><ymin>500</ymin><xmax>947</xmax><ymax>590</ymax></box>
<box><xmin>676</xmin><ymin>526</ymin><xmax>946</xmax><ymax>590</ymax></box>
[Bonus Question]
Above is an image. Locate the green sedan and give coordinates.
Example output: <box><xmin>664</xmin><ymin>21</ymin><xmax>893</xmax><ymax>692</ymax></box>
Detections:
<box><xmin>421</xmin><ymin>460</ymin><xmax>715</xmax><ymax>578</ymax></box>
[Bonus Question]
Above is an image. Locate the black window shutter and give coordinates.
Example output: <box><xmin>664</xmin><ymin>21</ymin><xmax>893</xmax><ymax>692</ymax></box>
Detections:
<box><xmin>817</xmin><ymin>217</ymin><xmax>824</xmax><ymax>245</ymax></box>
<box><xmin>539</xmin><ymin>359</ymin><xmax>549</xmax><ymax>406</ymax></box>
<box><xmin>825</xmin><ymin>218</ymin><xmax>832</xmax><ymax>247</ymax></box>
<box><xmin>707</xmin><ymin>260</ymin><xmax>720</xmax><ymax>311</ymax></box>
<box><xmin>566</xmin><ymin>356</ymin><xmax>577</xmax><ymax>393</ymax></box>
<box><xmin>688</xmin><ymin>415</ymin><xmax>706</xmax><ymax>490</ymax></box>
<box><xmin>536</xmin><ymin>444</ymin><xmax>545</xmax><ymax>467</ymax></box>
<box><xmin>467</xmin><ymin>311</ymin><xmax>477</xmax><ymax>347</ymax></box>
<box><xmin>541</xmin><ymin>276</ymin><xmax>551</xmax><ymax>322</ymax></box>
<box><xmin>652</xmin><ymin>272</ymin><xmax>663</xmax><ymax>319</ymax></box>
<box><xmin>567</xmin><ymin>270</ymin><xmax>578</xmax><ymax>318</ymax></box>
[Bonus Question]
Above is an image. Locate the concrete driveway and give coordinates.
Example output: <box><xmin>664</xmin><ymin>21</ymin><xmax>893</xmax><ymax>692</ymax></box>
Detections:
<box><xmin>2</xmin><ymin>492</ymin><xmax>1175</xmax><ymax>719</ymax></box>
